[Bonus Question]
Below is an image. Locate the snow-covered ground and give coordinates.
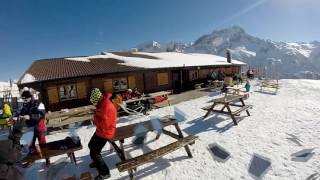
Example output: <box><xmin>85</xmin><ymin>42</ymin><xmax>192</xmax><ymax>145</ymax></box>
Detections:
<box><xmin>24</xmin><ymin>79</ymin><xmax>319</xmax><ymax>179</ymax></box>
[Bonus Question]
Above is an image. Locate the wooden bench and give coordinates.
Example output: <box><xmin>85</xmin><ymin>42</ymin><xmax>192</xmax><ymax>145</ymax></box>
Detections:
<box><xmin>21</xmin><ymin>138</ymin><xmax>83</xmax><ymax>166</ymax></box>
<box><xmin>46</xmin><ymin>105</ymin><xmax>95</xmax><ymax>129</ymax></box>
<box><xmin>231</xmin><ymin>105</ymin><xmax>252</xmax><ymax>116</ymax></box>
<box><xmin>117</xmin><ymin>135</ymin><xmax>198</xmax><ymax>172</ymax></box>
<box><xmin>111</xmin><ymin>116</ymin><xmax>197</xmax><ymax>179</ymax></box>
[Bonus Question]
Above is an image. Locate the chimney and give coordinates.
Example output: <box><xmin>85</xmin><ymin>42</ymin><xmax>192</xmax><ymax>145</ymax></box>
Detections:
<box><xmin>226</xmin><ymin>50</ymin><xmax>231</xmax><ymax>63</ymax></box>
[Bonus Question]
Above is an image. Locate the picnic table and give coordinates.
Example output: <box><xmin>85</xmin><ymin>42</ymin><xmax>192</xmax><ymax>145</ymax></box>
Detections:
<box><xmin>259</xmin><ymin>80</ymin><xmax>280</xmax><ymax>93</ymax></box>
<box><xmin>202</xmin><ymin>94</ymin><xmax>252</xmax><ymax>125</ymax></box>
<box><xmin>21</xmin><ymin>137</ymin><xmax>83</xmax><ymax>166</ymax></box>
<box><xmin>111</xmin><ymin>116</ymin><xmax>198</xmax><ymax>179</ymax></box>
<box><xmin>46</xmin><ymin>105</ymin><xmax>95</xmax><ymax>129</ymax></box>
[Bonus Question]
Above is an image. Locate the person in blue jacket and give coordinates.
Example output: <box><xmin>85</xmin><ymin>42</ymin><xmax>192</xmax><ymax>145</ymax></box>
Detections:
<box><xmin>245</xmin><ymin>80</ymin><xmax>251</xmax><ymax>92</ymax></box>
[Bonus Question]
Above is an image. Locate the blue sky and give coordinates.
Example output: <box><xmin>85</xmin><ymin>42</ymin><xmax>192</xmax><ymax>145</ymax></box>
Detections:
<box><xmin>0</xmin><ymin>0</ymin><xmax>319</xmax><ymax>81</ymax></box>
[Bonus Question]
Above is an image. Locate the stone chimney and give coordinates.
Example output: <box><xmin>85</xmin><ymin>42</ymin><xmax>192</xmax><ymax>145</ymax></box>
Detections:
<box><xmin>226</xmin><ymin>50</ymin><xmax>231</xmax><ymax>63</ymax></box>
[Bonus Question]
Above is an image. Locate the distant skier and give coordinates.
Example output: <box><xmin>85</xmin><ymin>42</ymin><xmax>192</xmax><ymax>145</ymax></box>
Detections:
<box><xmin>88</xmin><ymin>88</ymin><xmax>124</xmax><ymax>180</ymax></box>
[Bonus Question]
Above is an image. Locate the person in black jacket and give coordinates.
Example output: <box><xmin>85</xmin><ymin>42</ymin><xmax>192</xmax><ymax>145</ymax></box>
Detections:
<box><xmin>19</xmin><ymin>89</ymin><xmax>47</xmax><ymax>155</ymax></box>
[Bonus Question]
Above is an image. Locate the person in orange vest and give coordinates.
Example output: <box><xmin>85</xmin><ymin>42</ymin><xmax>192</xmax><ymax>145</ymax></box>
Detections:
<box><xmin>88</xmin><ymin>88</ymin><xmax>124</xmax><ymax>180</ymax></box>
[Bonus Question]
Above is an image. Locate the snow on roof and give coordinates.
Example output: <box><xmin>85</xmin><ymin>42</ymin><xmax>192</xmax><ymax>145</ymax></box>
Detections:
<box><xmin>66</xmin><ymin>52</ymin><xmax>246</xmax><ymax>68</ymax></box>
<box><xmin>20</xmin><ymin>73</ymin><xmax>36</xmax><ymax>84</ymax></box>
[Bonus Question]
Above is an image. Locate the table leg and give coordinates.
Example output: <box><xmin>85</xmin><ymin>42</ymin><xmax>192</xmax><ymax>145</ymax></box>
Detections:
<box><xmin>204</xmin><ymin>102</ymin><xmax>216</xmax><ymax>118</ymax></box>
<box><xmin>174</xmin><ymin>123</ymin><xmax>193</xmax><ymax>158</ymax></box>
<box><xmin>226</xmin><ymin>104</ymin><xmax>238</xmax><ymax>125</ymax></box>
<box><xmin>118</xmin><ymin>140</ymin><xmax>135</xmax><ymax>178</ymax></box>
<box><xmin>239</xmin><ymin>98</ymin><xmax>251</xmax><ymax>116</ymax></box>
<box><xmin>155</xmin><ymin>131</ymin><xmax>161</xmax><ymax>139</ymax></box>
<box><xmin>220</xmin><ymin>104</ymin><xmax>226</xmax><ymax>112</ymax></box>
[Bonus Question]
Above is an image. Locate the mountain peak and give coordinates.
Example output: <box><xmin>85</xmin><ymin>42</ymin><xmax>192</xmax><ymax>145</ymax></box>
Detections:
<box><xmin>214</xmin><ymin>25</ymin><xmax>246</xmax><ymax>35</ymax></box>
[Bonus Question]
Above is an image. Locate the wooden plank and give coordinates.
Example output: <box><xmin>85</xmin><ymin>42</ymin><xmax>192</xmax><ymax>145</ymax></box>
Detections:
<box><xmin>46</xmin><ymin>115</ymin><xmax>93</xmax><ymax>128</ymax></box>
<box><xmin>116</xmin><ymin>135</ymin><xmax>198</xmax><ymax>172</ymax></box>
<box><xmin>231</xmin><ymin>105</ymin><xmax>252</xmax><ymax>116</ymax></box>
<box><xmin>46</xmin><ymin>105</ymin><xmax>95</xmax><ymax>119</ymax></box>
<box><xmin>213</xmin><ymin>95</ymin><xmax>244</xmax><ymax>103</ymax></box>
<box><xmin>21</xmin><ymin>145</ymin><xmax>82</xmax><ymax>164</ymax></box>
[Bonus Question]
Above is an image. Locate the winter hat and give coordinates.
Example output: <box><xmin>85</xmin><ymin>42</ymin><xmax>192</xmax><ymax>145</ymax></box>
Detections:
<box><xmin>90</xmin><ymin>88</ymin><xmax>102</xmax><ymax>105</ymax></box>
<box><xmin>21</xmin><ymin>90</ymin><xmax>32</xmax><ymax>98</ymax></box>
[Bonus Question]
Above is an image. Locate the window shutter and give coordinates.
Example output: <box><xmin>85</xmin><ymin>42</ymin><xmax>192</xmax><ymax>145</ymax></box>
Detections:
<box><xmin>104</xmin><ymin>79</ymin><xmax>113</xmax><ymax>92</ymax></box>
<box><xmin>47</xmin><ymin>86</ymin><xmax>59</xmax><ymax>104</ymax></box>
<box><xmin>128</xmin><ymin>76</ymin><xmax>136</xmax><ymax>89</ymax></box>
<box><xmin>157</xmin><ymin>73</ymin><xmax>168</xmax><ymax>86</ymax></box>
<box><xmin>77</xmin><ymin>82</ymin><xmax>87</xmax><ymax>99</ymax></box>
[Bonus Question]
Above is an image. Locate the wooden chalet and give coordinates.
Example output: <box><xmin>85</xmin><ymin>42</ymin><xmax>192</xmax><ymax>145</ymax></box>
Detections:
<box><xmin>17</xmin><ymin>52</ymin><xmax>246</xmax><ymax>111</ymax></box>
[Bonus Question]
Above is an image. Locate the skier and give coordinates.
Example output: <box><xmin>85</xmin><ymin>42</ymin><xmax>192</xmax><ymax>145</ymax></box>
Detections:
<box><xmin>88</xmin><ymin>88</ymin><xmax>124</xmax><ymax>180</ymax></box>
<box><xmin>18</xmin><ymin>89</ymin><xmax>47</xmax><ymax>161</ymax></box>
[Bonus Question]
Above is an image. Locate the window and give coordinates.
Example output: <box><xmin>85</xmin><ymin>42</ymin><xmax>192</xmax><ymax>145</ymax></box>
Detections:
<box><xmin>113</xmin><ymin>77</ymin><xmax>128</xmax><ymax>91</ymax></box>
<box><xmin>189</xmin><ymin>70</ymin><xmax>199</xmax><ymax>81</ymax></box>
<box><xmin>59</xmin><ymin>84</ymin><xmax>77</xmax><ymax>101</ymax></box>
<box><xmin>157</xmin><ymin>73</ymin><xmax>169</xmax><ymax>86</ymax></box>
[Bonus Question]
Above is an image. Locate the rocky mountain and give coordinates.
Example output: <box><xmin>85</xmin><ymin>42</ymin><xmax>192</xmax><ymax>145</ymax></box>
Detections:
<box><xmin>132</xmin><ymin>26</ymin><xmax>320</xmax><ymax>79</ymax></box>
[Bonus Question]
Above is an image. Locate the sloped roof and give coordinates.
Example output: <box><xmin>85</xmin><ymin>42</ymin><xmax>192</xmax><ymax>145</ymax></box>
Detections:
<box><xmin>18</xmin><ymin>58</ymin><xmax>144</xmax><ymax>84</ymax></box>
<box><xmin>18</xmin><ymin>52</ymin><xmax>246</xmax><ymax>85</ymax></box>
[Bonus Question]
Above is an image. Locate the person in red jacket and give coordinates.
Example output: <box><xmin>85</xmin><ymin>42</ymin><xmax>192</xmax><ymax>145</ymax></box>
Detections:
<box><xmin>88</xmin><ymin>88</ymin><xmax>124</xmax><ymax>180</ymax></box>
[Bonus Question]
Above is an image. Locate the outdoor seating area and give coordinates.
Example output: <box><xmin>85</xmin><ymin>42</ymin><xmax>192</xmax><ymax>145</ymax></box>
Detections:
<box><xmin>4</xmin><ymin>78</ymin><xmax>318</xmax><ymax>180</ymax></box>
